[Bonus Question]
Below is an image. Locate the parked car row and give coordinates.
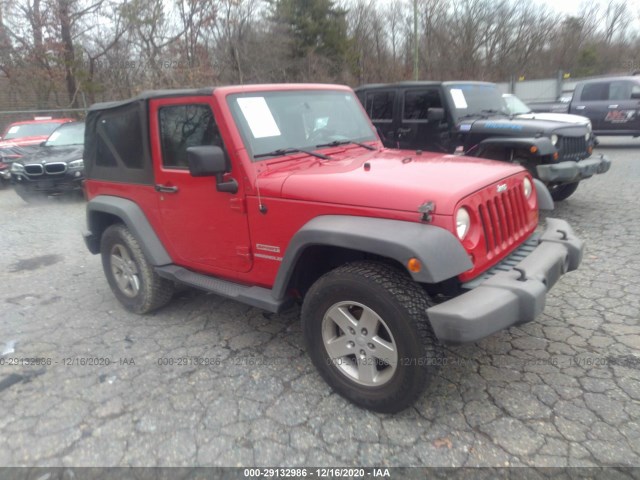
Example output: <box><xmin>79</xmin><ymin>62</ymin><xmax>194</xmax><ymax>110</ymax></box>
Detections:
<box><xmin>0</xmin><ymin>119</ymin><xmax>85</xmax><ymax>201</ymax></box>
<box><xmin>3</xmin><ymin>80</ymin><xmax>614</xmax><ymax>412</ymax></box>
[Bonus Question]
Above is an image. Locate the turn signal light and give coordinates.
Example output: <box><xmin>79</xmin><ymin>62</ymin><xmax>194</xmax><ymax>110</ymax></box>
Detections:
<box><xmin>530</xmin><ymin>146</ymin><xmax>538</xmax><ymax>154</ymax></box>
<box><xmin>407</xmin><ymin>258</ymin><xmax>422</xmax><ymax>273</ymax></box>
<box><xmin>588</xmin><ymin>146</ymin><xmax>593</xmax><ymax>154</ymax></box>
<box><xmin>553</xmin><ymin>152</ymin><xmax>559</xmax><ymax>160</ymax></box>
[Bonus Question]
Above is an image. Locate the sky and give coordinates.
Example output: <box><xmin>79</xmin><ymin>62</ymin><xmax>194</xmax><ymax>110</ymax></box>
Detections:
<box><xmin>533</xmin><ymin>0</ymin><xmax>640</xmax><ymax>17</ymax></box>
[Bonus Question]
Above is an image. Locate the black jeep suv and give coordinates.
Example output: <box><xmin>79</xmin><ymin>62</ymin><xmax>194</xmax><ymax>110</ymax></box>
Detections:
<box><xmin>355</xmin><ymin>81</ymin><xmax>611</xmax><ymax>201</ymax></box>
<box><xmin>10</xmin><ymin>122</ymin><xmax>85</xmax><ymax>202</ymax></box>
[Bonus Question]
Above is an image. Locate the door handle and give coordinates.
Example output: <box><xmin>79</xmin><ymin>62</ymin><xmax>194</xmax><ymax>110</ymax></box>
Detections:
<box><xmin>397</xmin><ymin>127</ymin><xmax>412</xmax><ymax>134</ymax></box>
<box><xmin>575</xmin><ymin>106</ymin><xmax>585</xmax><ymax>110</ymax></box>
<box><xmin>155</xmin><ymin>184</ymin><xmax>179</xmax><ymax>193</ymax></box>
<box><xmin>608</xmin><ymin>104</ymin><xmax>619</xmax><ymax>109</ymax></box>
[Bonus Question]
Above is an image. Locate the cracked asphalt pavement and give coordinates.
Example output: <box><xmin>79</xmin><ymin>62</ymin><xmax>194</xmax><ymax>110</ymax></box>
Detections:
<box><xmin>1</xmin><ymin>137</ymin><xmax>639</xmax><ymax>468</ymax></box>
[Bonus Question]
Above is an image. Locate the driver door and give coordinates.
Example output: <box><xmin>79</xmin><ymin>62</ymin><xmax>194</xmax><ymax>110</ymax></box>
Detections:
<box><xmin>396</xmin><ymin>88</ymin><xmax>448</xmax><ymax>152</ymax></box>
<box><xmin>149</xmin><ymin>97</ymin><xmax>252</xmax><ymax>274</ymax></box>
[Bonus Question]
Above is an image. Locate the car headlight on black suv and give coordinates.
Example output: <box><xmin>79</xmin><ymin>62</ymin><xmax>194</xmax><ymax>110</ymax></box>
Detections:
<box><xmin>10</xmin><ymin>162</ymin><xmax>24</xmax><ymax>173</ymax></box>
<box><xmin>68</xmin><ymin>159</ymin><xmax>84</xmax><ymax>171</ymax></box>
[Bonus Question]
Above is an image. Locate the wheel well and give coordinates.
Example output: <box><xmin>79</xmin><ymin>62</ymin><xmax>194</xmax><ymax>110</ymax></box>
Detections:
<box><xmin>88</xmin><ymin>211</ymin><xmax>123</xmax><ymax>246</ymax></box>
<box><xmin>287</xmin><ymin>245</ymin><xmax>407</xmax><ymax>299</ymax></box>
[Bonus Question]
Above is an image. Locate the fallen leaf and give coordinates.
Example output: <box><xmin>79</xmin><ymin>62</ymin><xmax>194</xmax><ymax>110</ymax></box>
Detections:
<box><xmin>433</xmin><ymin>437</ymin><xmax>453</xmax><ymax>449</ymax></box>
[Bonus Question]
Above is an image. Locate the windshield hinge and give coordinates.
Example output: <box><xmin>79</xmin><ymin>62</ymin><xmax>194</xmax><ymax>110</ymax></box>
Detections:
<box><xmin>418</xmin><ymin>201</ymin><xmax>435</xmax><ymax>222</ymax></box>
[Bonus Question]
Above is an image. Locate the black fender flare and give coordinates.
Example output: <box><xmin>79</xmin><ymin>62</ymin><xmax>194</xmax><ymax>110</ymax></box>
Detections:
<box><xmin>475</xmin><ymin>136</ymin><xmax>556</xmax><ymax>158</ymax></box>
<box><xmin>271</xmin><ymin>215</ymin><xmax>472</xmax><ymax>300</ymax></box>
<box><xmin>85</xmin><ymin>195</ymin><xmax>172</xmax><ymax>266</ymax></box>
<box><xmin>533</xmin><ymin>178</ymin><xmax>554</xmax><ymax>210</ymax></box>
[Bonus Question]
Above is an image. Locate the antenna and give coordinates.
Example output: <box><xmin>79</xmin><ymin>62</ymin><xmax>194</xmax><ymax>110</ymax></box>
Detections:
<box><xmin>255</xmin><ymin>167</ymin><xmax>267</xmax><ymax>214</ymax></box>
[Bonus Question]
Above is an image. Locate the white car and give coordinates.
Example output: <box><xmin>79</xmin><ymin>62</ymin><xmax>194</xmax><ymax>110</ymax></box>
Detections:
<box><xmin>502</xmin><ymin>93</ymin><xmax>592</xmax><ymax>131</ymax></box>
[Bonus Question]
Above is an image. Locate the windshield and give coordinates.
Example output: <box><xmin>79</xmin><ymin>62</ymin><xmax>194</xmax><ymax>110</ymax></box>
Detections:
<box><xmin>3</xmin><ymin>122</ymin><xmax>65</xmax><ymax>140</ymax></box>
<box><xmin>502</xmin><ymin>94</ymin><xmax>532</xmax><ymax>115</ymax></box>
<box><xmin>444</xmin><ymin>84</ymin><xmax>509</xmax><ymax>119</ymax></box>
<box><xmin>228</xmin><ymin>90</ymin><xmax>377</xmax><ymax>160</ymax></box>
<box><xmin>45</xmin><ymin>122</ymin><xmax>85</xmax><ymax>146</ymax></box>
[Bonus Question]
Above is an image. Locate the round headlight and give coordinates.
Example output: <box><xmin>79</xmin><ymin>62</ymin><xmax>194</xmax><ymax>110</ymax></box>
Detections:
<box><xmin>551</xmin><ymin>134</ymin><xmax>559</xmax><ymax>146</ymax></box>
<box><xmin>456</xmin><ymin>207</ymin><xmax>471</xmax><ymax>240</ymax></box>
<box><xmin>523</xmin><ymin>177</ymin><xmax>532</xmax><ymax>198</ymax></box>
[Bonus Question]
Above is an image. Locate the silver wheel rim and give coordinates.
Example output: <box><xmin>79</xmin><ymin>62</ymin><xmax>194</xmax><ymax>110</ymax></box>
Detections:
<box><xmin>110</xmin><ymin>244</ymin><xmax>141</xmax><ymax>298</ymax></box>
<box><xmin>321</xmin><ymin>301</ymin><xmax>398</xmax><ymax>387</ymax></box>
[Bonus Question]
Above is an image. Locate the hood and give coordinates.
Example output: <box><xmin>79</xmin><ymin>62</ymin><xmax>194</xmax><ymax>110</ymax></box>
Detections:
<box><xmin>462</xmin><ymin>116</ymin><xmax>589</xmax><ymax>136</ymax></box>
<box><xmin>261</xmin><ymin>149</ymin><xmax>525</xmax><ymax>215</ymax></box>
<box><xmin>0</xmin><ymin>136</ymin><xmax>48</xmax><ymax>149</ymax></box>
<box><xmin>516</xmin><ymin>112</ymin><xmax>590</xmax><ymax>126</ymax></box>
<box><xmin>18</xmin><ymin>145</ymin><xmax>84</xmax><ymax>165</ymax></box>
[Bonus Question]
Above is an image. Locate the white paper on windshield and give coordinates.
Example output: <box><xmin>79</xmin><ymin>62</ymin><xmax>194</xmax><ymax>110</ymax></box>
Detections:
<box><xmin>237</xmin><ymin>97</ymin><xmax>281</xmax><ymax>138</ymax></box>
<box><xmin>7</xmin><ymin>126</ymin><xmax>19</xmax><ymax>134</ymax></box>
<box><xmin>48</xmin><ymin>131</ymin><xmax>61</xmax><ymax>141</ymax></box>
<box><xmin>450</xmin><ymin>89</ymin><xmax>468</xmax><ymax>109</ymax></box>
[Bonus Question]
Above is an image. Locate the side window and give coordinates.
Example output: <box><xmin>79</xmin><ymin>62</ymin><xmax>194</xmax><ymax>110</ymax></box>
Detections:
<box><xmin>365</xmin><ymin>92</ymin><xmax>394</xmax><ymax>122</ymax></box>
<box><xmin>403</xmin><ymin>89</ymin><xmax>442</xmax><ymax>121</ymax></box>
<box><xmin>608</xmin><ymin>81</ymin><xmax>631</xmax><ymax>101</ymax></box>
<box><xmin>96</xmin><ymin>106</ymin><xmax>144</xmax><ymax>169</ymax></box>
<box><xmin>580</xmin><ymin>83</ymin><xmax>608</xmax><ymax>101</ymax></box>
<box><xmin>158</xmin><ymin>104</ymin><xmax>220</xmax><ymax>169</ymax></box>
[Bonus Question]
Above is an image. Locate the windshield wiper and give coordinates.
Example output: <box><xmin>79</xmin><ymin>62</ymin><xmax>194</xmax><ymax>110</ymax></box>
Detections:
<box><xmin>480</xmin><ymin>109</ymin><xmax>509</xmax><ymax>116</ymax></box>
<box><xmin>253</xmin><ymin>147</ymin><xmax>330</xmax><ymax>160</ymax></box>
<box><xmin>315</xmin><ymin>140</ymin><xmax>377</xmax><ymax>151</ymax></box>
<box><xmin>457</xmin><ymin>113</ymin><xmax>484</xmax><ymax>120</ymax></box>
<box><xmin>458</xmin><ymin>109</ymin><xmax>509</xmax><ymax>121</ymax></box>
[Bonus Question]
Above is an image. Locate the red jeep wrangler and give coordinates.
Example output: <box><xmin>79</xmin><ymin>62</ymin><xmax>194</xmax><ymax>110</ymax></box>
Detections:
<box><xmin>83</xmin><ymin>84</ymin><xmax>583</xmax><ymax>412</ymax></box>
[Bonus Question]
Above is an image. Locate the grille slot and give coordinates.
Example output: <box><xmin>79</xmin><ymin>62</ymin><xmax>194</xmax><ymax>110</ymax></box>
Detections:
<box><xmin>480</xmin><ymin>187</ymin><xmax>529</xmax><ymax>256</ymax></box>
<box><xmin>558</xmin><ymin>136</ymin><xmax>587</xmax><ymax>160</ymax></box>
<box><xmin>44</xmin><ymin>162</ymin><xmax>67</xmax><ymax>174</ymax></box>
<box><xmin>25</xmin><ymin>164</ymin><xmax>44</xmax><ymax>176</ymax></box>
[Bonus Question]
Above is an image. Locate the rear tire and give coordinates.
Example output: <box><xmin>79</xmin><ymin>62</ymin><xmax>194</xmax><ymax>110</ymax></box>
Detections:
<box><xmin>549</xmin><ymin>181</ymin><xmax>580</xmax><ymax>201</ymax></box>
<box><xmin>301</xmin><ymin>261</ymin><xmax>440</xmax><ymax>413</ymax></box>
<box><xmin>100</xmin><ymin>224</ymin><xmax>174</xmax><ymax>314</ymax></box>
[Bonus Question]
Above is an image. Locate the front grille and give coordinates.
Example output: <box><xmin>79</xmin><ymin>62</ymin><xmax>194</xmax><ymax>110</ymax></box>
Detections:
<box><xmin>477</xmin><ymin>183</ymin><xmax>529</xmax><ymax>257</ymax></box>
<box><xmin>558</xmin><ymin>136</ymin><xmax>587</xmax><ymax>160</ymax></box>
<box><xmin>44</xmin><ymin>162</ymin><xmax>67</xmax><ymax>174</ymax></box>
<box><xmin>24</xmin><ymin>164</ymin><xmax>44</xmax><ymax>176</ymax></box>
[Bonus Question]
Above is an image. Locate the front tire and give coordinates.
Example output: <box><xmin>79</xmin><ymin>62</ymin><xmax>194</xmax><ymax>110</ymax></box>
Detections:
<box><xmin>100</xmin><ymin>224</ymin><xmax>174</xmax><ymax>314</ymax></box>
<box><xmin>549</xmin><ymin>181</ymin><xmax>580</xmax><ymax>201</ymax></box>
<box><xmin>301</xmin><ymin>261</ymin><xmax>440</xmax><ymax>413</ymax></box>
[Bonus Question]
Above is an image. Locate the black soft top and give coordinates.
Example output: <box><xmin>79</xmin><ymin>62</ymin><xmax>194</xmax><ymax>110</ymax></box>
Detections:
<box><xmin>355</xmin><ymin>81</ymin><xmax>495</xmax><ymax>92</ymax></box>
<box><xmin>89</xmin><ymin>87</ymin><xmax>215</xmax><ymax>112</ymax></box>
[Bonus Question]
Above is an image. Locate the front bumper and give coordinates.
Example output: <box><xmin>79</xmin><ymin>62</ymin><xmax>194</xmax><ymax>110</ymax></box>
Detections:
<box><xmin>11</xmin><ymin>171</ymin><xmax>84</xmax><ymax>192</ymax></box>
<box><xmin>427</xmin><ymin>218</ymin><xmax>583</xmax><ymax>344</ymax></box>
<box><xmin>536</xmin><ymin>154</ymin><xmax>611</xmax><ymax>183</ymax></box>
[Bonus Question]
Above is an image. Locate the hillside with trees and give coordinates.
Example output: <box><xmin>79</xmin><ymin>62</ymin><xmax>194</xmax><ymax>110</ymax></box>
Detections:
<box><xmin>0</xmin><ymin>0</ymin><xmax>637</xmax><ymax>110</ymax></box>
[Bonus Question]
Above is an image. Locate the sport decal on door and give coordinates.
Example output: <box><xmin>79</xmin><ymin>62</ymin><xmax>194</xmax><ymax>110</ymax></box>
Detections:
<box><xmin>605</xmin><ymin>110</ymin><xmax>636</xmax><ymax>123</ymax></box>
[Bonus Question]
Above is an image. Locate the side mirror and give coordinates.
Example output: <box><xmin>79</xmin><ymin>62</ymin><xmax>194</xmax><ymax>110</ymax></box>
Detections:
<box><xmin>187</xmin><ymin>145</ymin><xmax>238</xmax><ymax>193</ymax></box>
<box><xmin>427</xmin><ymin>108</ymin><xmax>445</xmax><ymax>122</ymax></box>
